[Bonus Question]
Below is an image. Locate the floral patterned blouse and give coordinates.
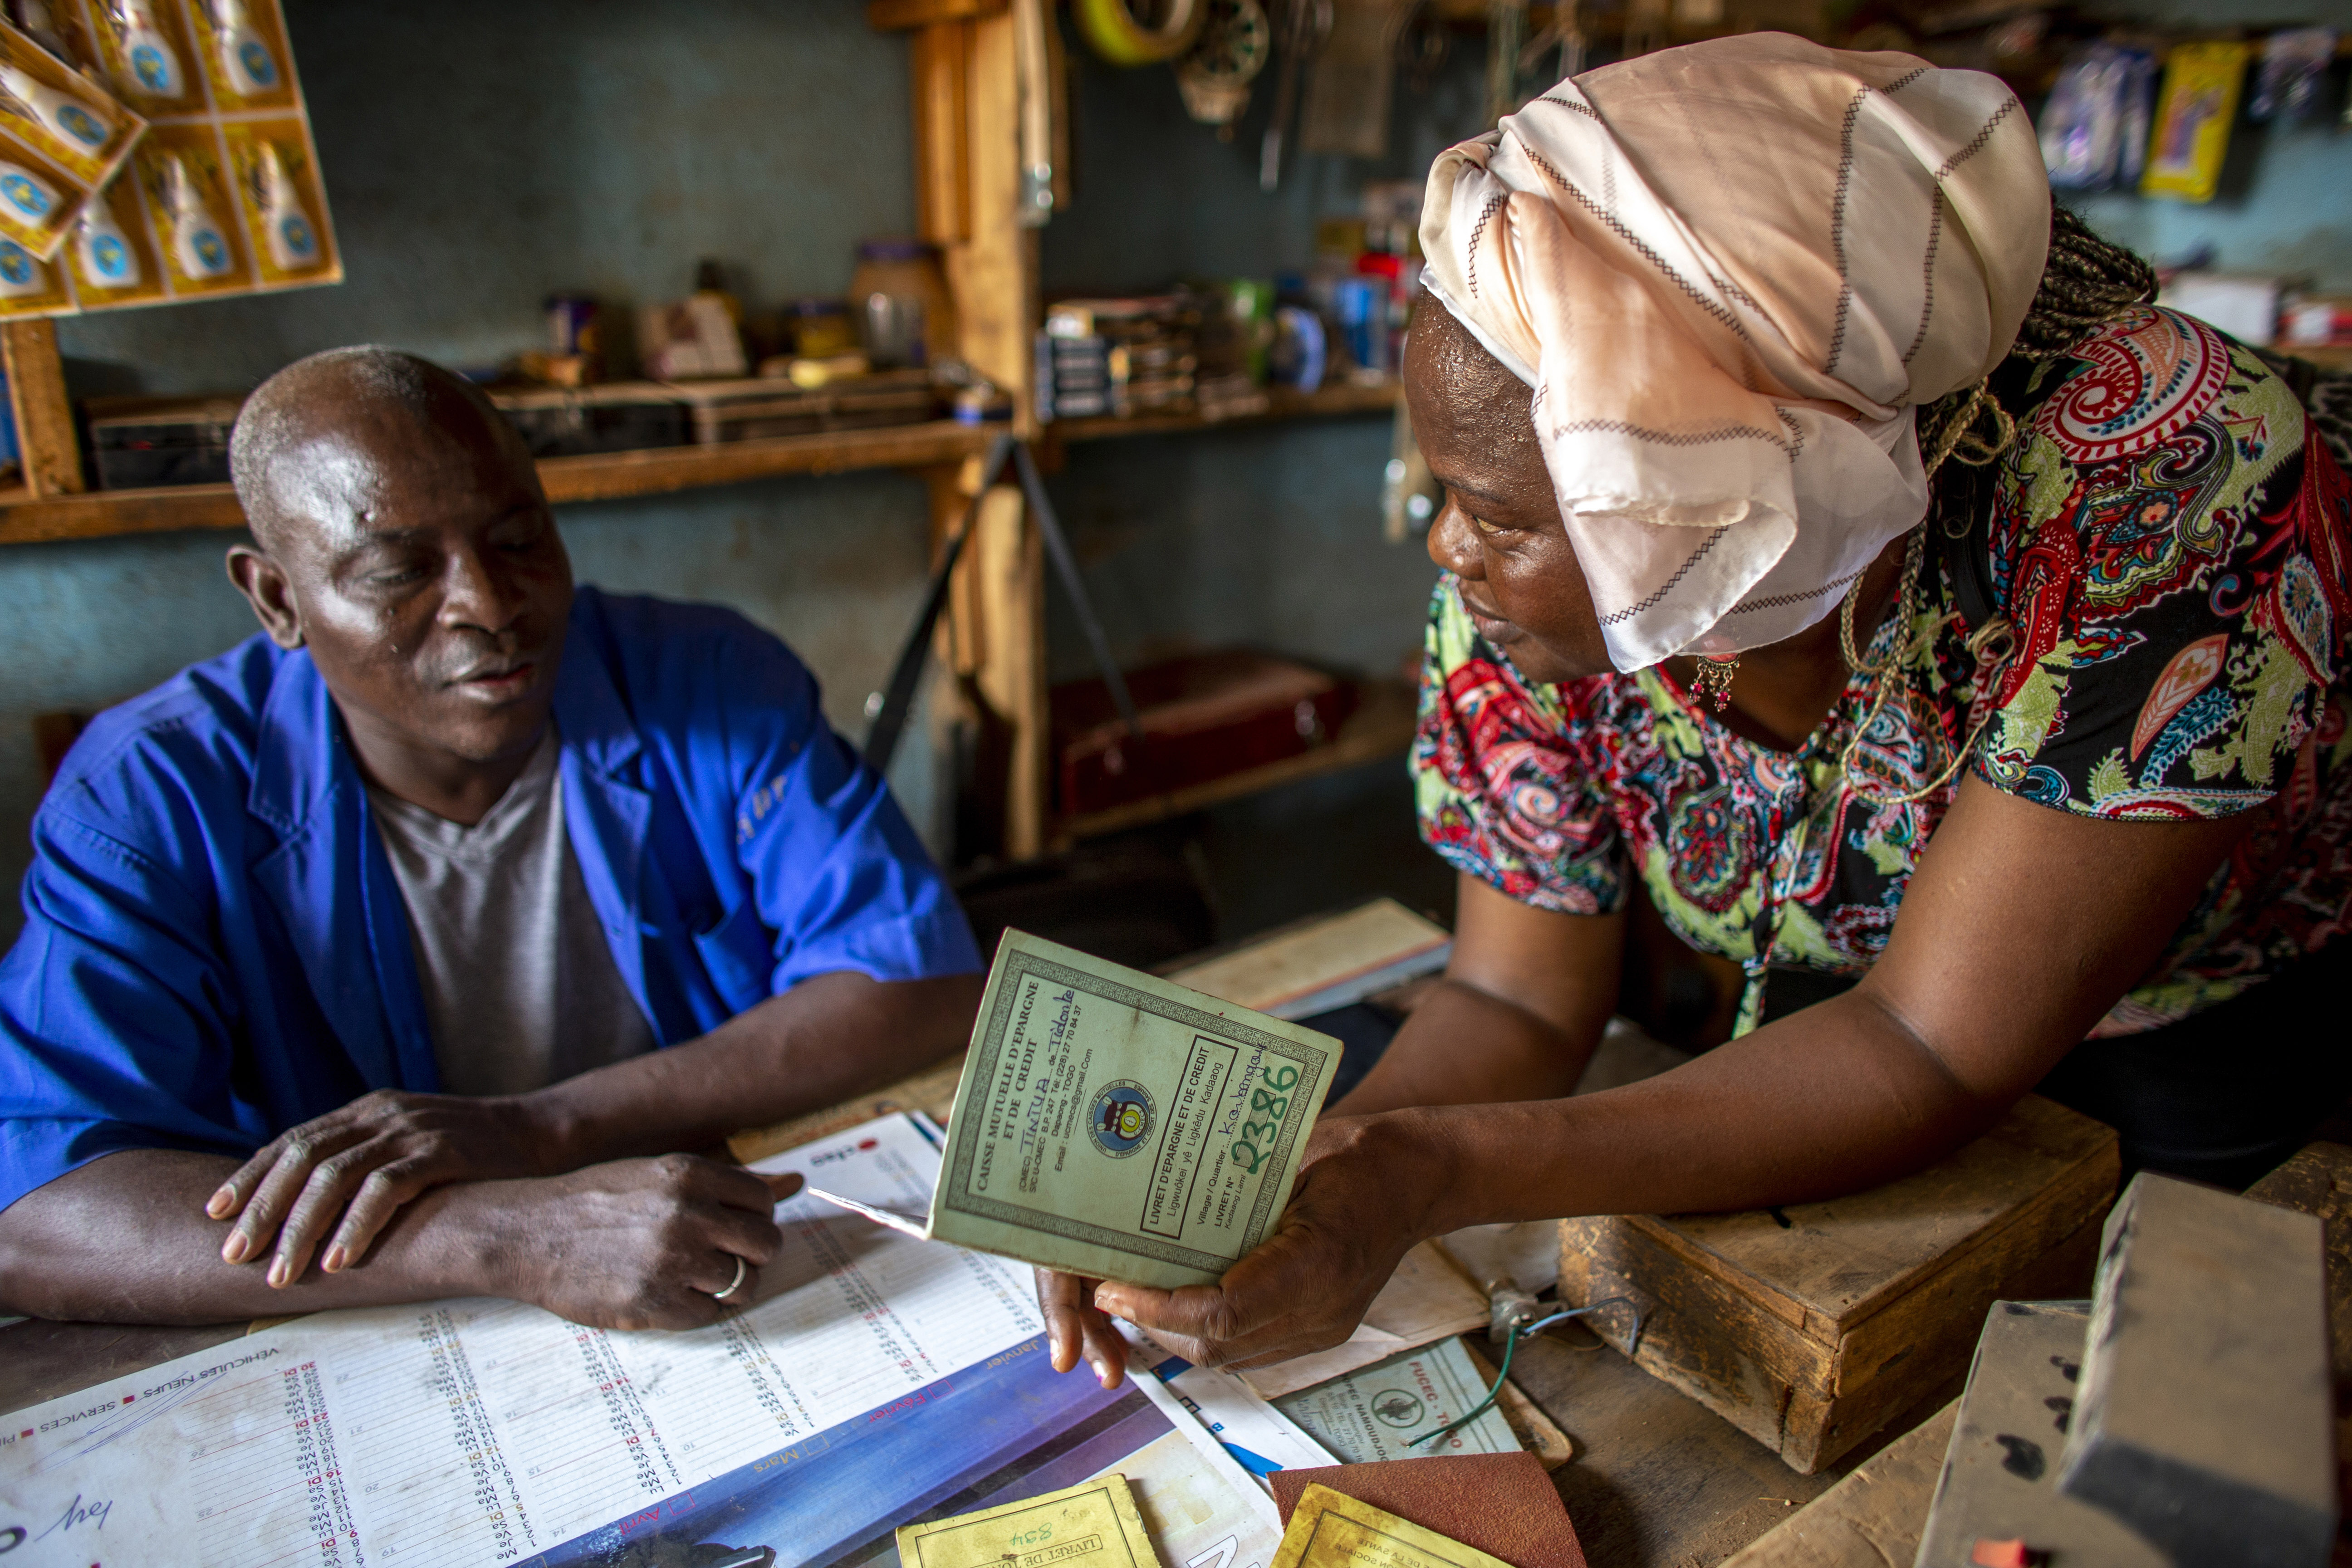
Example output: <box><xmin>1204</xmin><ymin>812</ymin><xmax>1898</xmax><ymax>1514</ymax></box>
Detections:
<box><xmin>1413</xmin><ymin>308</ymin><xmax>2352</xmax><ymax>1037</ymax></box>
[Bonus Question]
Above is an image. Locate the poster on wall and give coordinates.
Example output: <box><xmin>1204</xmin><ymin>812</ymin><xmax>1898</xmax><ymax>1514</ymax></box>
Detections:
<box><xmin>0</xmin><ymin>0</ymin><xmax>338</xmax><ymax>318</ymax></box>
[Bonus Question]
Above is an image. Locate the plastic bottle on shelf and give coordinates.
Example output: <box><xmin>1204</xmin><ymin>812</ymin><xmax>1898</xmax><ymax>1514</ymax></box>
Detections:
<box><xmin>850</xmin><ymin>238</ymin><xmax>956</xmax><ymax>370</ymax></box>
<box><xmin>692</xmin><ymin>257</ymin><xmax>740</xmax><ymax>323</ymax></box>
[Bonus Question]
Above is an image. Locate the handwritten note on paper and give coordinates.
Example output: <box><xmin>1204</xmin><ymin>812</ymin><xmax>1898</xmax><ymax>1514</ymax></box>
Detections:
<box><xmin>0</xmin><ymin>1116</ymin><xmax>1043</xmax><ymax>1567</ymax></box>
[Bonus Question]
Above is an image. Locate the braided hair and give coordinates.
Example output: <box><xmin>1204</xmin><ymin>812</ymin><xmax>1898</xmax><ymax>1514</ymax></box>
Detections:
<box><xmin>1829</xmin><ymin>201</ymin><xmax>2155</xmax><ymax>805</ymax></box>
<box><xmin>1915</xmin><ymin>200</ymin><xmax>2158</xmax><ymax>475</ymax></box>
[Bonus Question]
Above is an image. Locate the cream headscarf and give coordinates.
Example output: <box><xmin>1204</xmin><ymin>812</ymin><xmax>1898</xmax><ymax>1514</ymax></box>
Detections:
<box><xmin>1420</xmin><ymin>34</ymin><xmax>2050</xmax><ymax>672</ymax></box>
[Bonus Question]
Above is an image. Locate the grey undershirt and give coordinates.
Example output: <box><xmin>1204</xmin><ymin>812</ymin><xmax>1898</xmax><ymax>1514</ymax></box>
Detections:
<box><xmin>367</xmin><ymin>728</ymin><xmax>657</xmax><ymax>1098</ymax></box>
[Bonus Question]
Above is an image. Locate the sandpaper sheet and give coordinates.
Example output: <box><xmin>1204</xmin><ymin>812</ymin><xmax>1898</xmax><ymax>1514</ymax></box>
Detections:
<box><xmin>1270</xmin><ymin>1452</ymin><xmax>1588</xmax><ymax>1568</ymax></box>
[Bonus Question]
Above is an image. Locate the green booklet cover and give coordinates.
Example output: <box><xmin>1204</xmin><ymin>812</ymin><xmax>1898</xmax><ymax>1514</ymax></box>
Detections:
<box><xmin>924</xmin><ymin>930</ymin><xmax>1343</xmax><ymax>1289</ymax></box>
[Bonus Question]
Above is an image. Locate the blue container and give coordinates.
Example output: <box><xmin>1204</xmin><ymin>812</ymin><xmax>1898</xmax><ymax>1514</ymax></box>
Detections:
<box><xmin>1333</xmin><ymin>276</ymin><xmax>1384</xmax><ymax>374</ymax></box>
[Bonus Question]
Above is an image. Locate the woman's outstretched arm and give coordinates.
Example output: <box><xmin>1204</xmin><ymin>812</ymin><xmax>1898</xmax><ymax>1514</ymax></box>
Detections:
<box><xmin>1080</xmin><ymin>774</ymin><xmax>2247</xmax><ymax>1372</ymax></box>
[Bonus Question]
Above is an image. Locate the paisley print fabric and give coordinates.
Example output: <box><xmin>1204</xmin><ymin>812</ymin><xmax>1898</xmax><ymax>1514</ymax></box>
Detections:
<box><xmin>1414</xmin><ymin>308</ymin><xmax>2352</xmax><ymax>1036</ymax></box>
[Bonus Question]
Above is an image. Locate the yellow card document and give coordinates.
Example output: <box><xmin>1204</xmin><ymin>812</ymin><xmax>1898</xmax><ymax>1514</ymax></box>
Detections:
<box><xmin>897</xmin><ymin>1474</ymin><xmax>1161</xmax><ymax>1568</ymax></box>
<box><xmin>924</xmin><ymin>930</ymin><xmax>1342</xmax><ymax>1288</ymax></box>
<box><xmin>1273</xmin><ymin>1484</ymin><xmax>1517</xmax><ymax>1568</ymax></box>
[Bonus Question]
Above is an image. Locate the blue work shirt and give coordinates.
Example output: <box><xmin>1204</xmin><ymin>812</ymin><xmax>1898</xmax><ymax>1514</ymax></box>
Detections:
<box><xmin>0</xmin><ymin>586</ymin><xmax>982</xmax><ymax>1215</ymax></box>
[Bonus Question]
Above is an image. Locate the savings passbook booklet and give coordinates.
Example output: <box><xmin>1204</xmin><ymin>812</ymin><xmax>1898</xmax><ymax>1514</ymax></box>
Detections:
<box><xmin>896</xmin><ymin>1475</ymin><xmax>1157</xmax><ymax>1568</ymax></box>
<box><xmin>813</xmin><ymin>931</ymin><xmax>1341</xmax><ymax>1289</ymax></box>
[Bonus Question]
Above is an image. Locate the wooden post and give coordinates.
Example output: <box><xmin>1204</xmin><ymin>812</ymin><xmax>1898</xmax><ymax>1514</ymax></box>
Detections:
<box><xmin>953</xmin><ymin>8</ymin><xmax>1038</xmax><ymax>434</ymax></box>
<box><xmin>3</xmin><ymin>319</ymin><xmax>83</xmax><ymax>498</ymax></box>
<box><xmin>881</xmin><ymin>0</ymin><xmax>1047</xmax><ymax>857</ymax></box>
<box><xmin>910</xmin><ymin>22</ymin><xmax>971</xmax><ymax>244</ymax></box>
<box><xmin>970</xmin><ymin>482</ymin><xmax>1046</xmax><ymax>857</ymax></box>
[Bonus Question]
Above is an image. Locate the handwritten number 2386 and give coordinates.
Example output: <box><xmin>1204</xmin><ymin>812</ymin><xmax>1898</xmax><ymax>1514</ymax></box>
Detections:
<box><xmin>1229</xmin><ymin>1064</ymin><xmax>1301</xmax><ymax>1176</ymax></box>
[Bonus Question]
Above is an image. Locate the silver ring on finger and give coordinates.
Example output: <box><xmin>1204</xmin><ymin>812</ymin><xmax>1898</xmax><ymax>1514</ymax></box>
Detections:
<box><xmin>709</xmin><ymin>1254</ymin><xmax>748</xmax><ymax>1301</ymax></box>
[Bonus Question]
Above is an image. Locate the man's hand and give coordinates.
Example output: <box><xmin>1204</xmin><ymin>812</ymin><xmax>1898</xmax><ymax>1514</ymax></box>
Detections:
<box><xmin>0</xmin><ymin>1144</ymin><xmax>806</xmax><ymax>1327</ymax></box>
<box><xmin>479</xmin><ymin>1156</ymin><xmax>800</xmax><ymax>1330</ymax></box>
<box><xmin>207</xmin><ymin>1089</ymin><xmax>573</xmax><ymax>1286</ymax></box>
<box><xmin>1055</xmin><ymin>1114</ymin><xmax>1448</xmax><ymax>1376</ymax></box>
<box><xmin>204</xmin><ymin>972</ymin><xmax>986</xmax><ymax>1291</ymax></box>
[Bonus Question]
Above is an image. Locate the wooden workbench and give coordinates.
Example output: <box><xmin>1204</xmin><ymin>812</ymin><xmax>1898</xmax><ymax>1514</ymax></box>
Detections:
<box><xmin>0</xmin><ymin>1048</ymin><xmax>1958</xmax><ymax>1568</ymax></box>
<box><xmin>0</xmin><ymin>1288</ymin><xmax>1951</xmax><ymax>1568</ymax></box>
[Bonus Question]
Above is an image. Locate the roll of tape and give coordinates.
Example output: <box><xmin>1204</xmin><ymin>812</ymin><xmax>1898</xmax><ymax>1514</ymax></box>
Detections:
<box><xmin>1072</xmin><ymin>0</ymin><xmax>1205</xmax><ymax>66</ymax></box>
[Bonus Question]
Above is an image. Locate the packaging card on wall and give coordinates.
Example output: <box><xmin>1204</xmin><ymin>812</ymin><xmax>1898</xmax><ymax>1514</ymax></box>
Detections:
<box><xmin>0</xmin><ymin>21</ymin><xmax>142</xmax><ymax>185</ymax></box>
<box><xmin>83</xmin><ymin>0</ymin><xmax>206</xmax><ymax>116</ymax></box>
<box><xmin>2141</xmin><ymin>41</ymin><xmax>2250</xmax><ymax>205</ymax></box>
<box><xmin>0</xmin><ymin>0</ymin><xmax>337</xmax><ymax>316</ymax></box>
<box><xmin>132</xmin><ymin>121</ymin><xmax>248</xmax><ymax>291</ymax></box>
<box><xmin>2040</xmin><ymin>43</ymin><xmax>2156</xmax><ymax>192</ymax></box>
<box><xmin>222</xmin><ymin>115</ymin><xmax>326</xmax><ymax>282</ymax></box>
<box><xmin>186</xmin><ymin>0</ymin><xmax>292</xmax><ymax>111</ymax></box>
<box><xmin>2250</xmin><ymin>27</ymin><xmax>2337</xmax><ymax>125</ymax></box>
<box><xmin>0</xmin><ymin>17</ymin><xmax>145</xmax><ymax>263</ymax></box>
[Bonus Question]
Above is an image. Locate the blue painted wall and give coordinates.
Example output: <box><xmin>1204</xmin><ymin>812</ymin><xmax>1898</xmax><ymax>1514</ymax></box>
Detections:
<box><xmin>59</xmin><ymin>0</ymin><xmax>916</xmax><ymax>386</ymax></box>
<box><xmin>2072</xmin><ymin>90</ymin><xmax>2352</xmax><ymax>289</ymax></box>
<box><xmin>0</xmin><ymin>0</ymin><xmax>935</xmax><ymax>941</ymax></box>
<box><xmin>4</xmin><ymin>1</ymin><xmax>2348</xmax><ymax>947</ymax></box>
<box><xmin>1037</xmin><ymin>29</ymin><xmax>1481</xmax><ymax>688</ymax></box>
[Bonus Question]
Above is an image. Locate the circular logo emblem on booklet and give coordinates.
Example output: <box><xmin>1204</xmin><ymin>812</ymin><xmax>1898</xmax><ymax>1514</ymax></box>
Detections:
<box><xmin>1372</xmin><ymin>1390</ymin><xmax>1424</xmax><ymax>1428</ymax></box>
<box><xmin>1088</xmin><ymin>1081</ymin><xmax>1156</xmax><ymax>1158</ymax></box>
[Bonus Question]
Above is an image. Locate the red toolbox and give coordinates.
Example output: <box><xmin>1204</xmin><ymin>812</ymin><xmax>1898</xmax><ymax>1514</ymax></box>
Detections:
<box><xmin>1051</xmin><ymin>649</ymin><xmax>1360</xmax><ymax>820</ymax></box>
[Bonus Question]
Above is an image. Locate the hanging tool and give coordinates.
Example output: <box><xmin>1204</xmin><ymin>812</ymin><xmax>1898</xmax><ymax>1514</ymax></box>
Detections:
<box><xmin>1484</xmin><ymin>0</ymin><xmax>1525</xmax><ymax>127</ymax></box>
<box><xmin>1072</xmin><ymin>0</ymin><xmax>1206</xmax><ymax>65</ymax></box>
<box><xmin>1258</xmin><ymin>0</ymin><xmax>1328</xmax><ymax>191</ymax></box>
<box><xmin>1175</xmin><ymin>0</ymin><xmax>1271</xmax><ymax>136</ymax></box>
<box><xmin>1514</xmin><ymin>0</ymin><xmax>1584</xmax><ymax>88</ymax></box>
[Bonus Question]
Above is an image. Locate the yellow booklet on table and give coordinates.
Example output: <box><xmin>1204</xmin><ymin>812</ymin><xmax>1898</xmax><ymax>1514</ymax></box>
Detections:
<box><xmin>1273</xmin><ymin>1484</ymin><xmax>1516</xmax><ymax>1568</ymax></box>
<box><xmin>897</xmin><ymin>1475</ymin><xmax>1159</xmax><ymax>1568</ymax></box>
<box><xmin>809</xmin><ymin>930</ymin><xmax>1342</xmax><ymax>1289</ymax></box>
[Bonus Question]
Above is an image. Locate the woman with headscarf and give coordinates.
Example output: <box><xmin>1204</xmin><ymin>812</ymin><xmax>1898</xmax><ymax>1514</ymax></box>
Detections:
<box><xmin>1043</xmin><ymin>34</ymin><xmax>2352</xmax><ymax>1382</ymax></box>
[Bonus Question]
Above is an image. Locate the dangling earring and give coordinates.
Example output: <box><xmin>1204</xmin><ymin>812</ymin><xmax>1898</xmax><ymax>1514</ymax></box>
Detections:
<box><xmin>1690</xmin><ymin>654</ymin><xmax>1740</xmax><ymax>712</ymax></box>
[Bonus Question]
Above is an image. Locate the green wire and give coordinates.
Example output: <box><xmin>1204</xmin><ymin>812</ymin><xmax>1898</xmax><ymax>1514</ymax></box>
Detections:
<box><xmin>1406</xmin><ymin>1298</ymin><xmax>1642</xmax><ymax>1451</ymax></box>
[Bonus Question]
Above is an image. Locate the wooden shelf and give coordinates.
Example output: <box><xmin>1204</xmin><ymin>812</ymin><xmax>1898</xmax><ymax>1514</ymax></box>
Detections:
<box><xmin>0</xmin><ymin>418</ymin><xmax>993</xmax><ymax>546</ymax></box>
<box><xmin>1050</xmin><ymin>378</ymin><xmax>1401</xmax><ymax>443</ymax></box>
<box><xmin>537</xmin><ymin>419</ymin><xmax>989</xmax><ymax>504</ymax></box>
<box><xmin>1053</xmin><ymin>677</ymin><xmax>1420</xmax><ymax>843</ymax></box>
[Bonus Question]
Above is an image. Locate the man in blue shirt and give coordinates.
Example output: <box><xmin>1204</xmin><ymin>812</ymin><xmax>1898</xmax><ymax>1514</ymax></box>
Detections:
<box><xmin>0</xmin><ymin>347</ymin><xmax>984</xmax><ymax>1328</ymax></box>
